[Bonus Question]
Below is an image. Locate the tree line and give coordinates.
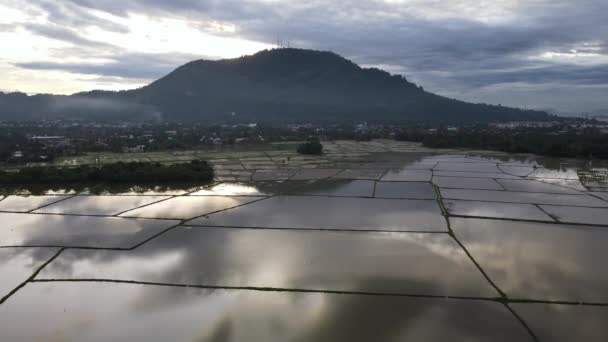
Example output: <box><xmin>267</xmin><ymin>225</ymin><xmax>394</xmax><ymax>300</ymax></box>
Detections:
<box><xmin>0</xmin><ymin>160</ymin><xmax>214</xmax><ymax>184</ymax></box>
<box><xmin>422</xmin><ymin>128</ymin><xmax>608</xmax><ymax>159</ymax></box>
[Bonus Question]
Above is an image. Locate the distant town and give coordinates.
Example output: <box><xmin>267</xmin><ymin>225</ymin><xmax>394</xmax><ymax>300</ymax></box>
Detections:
<box><xmin>2</xmin><ymin>116</ymin><xmax>608</xmax><ymax>166</ymax></box>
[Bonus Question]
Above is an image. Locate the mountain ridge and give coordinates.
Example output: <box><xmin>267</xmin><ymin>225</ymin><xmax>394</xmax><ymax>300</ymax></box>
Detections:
<box><xmin>0</xmin><ymin>48</ymin><xmax>552</xmax><ymax>123</ymax></box>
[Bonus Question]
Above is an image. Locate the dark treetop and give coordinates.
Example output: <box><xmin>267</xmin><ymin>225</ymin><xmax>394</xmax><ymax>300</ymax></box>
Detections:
<box><xmin>0</xmin><ymin>160</ymin><xmax>214</xmax><ymax>185</ymax></box>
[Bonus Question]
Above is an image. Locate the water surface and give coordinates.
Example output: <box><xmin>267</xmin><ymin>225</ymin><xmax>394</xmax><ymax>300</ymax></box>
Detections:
<box><xmin>1</xmin><ymin>148</ymin><xmax>607</xmax><ymax>340</ymax></box>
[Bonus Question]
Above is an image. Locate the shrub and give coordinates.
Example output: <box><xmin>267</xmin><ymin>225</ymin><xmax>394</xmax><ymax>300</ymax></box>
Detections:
<box><xmin>297</xmin><ymin>139</ymin><xmax>323</xmax><ymax>155</ymax></box>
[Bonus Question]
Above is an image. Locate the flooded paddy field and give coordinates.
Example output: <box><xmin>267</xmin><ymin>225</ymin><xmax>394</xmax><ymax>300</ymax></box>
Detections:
<box><xmin>1</xmin><ymin>140</ymin><xmax>608</xmax><ymax>341</ymax></box>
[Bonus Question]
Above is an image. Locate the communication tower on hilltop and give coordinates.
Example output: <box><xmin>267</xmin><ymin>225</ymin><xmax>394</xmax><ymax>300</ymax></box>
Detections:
<box><xmin>275</xmin><ymin>35</ymin><xmax>293</xmax><ymax>49</ymax></box>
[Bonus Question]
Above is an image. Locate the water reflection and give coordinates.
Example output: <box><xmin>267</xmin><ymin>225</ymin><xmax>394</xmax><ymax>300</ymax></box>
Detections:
<box><xmin>381</xmin><ymin>169</ymin><xmax>432</xmax><ymax>182</ymax></box>
<box><xmin>432</xmin><ymin>171</ymin><xmax>518</xmax><ymax>179</ymax></box>
<box><xmin>434</xmin><ymin>162</ymin><xmax>501</xmax><ymax>173</ymax></box>
<box><xmin>39</xmin><ymin>227</ymin><xmax>495</xmax><ymax>297</ymax></box>
<box><xmin>432</xmin><ymin>177</ymin><xmax>502</xmax><ymax>190</ymax></box>
<box><xmin>291</xmin><ymin>169</ymin><xmax>342</xmax><ymax>180</ymax></box>
<box><xmin>332</xmin><ymin>168</ymin><xmax>385</xmax><ymax>180</ymax></box>
<box><xmin>34</xmin><ymin>195</ymin><xmax>171</xmax><ymax>215</ymax></box>
<box><xmin>374</xmin><ymin>182</ymin><xmax>436</xmax><ymax>199</ymax></box>
<box><xmin>453</xmin><ymin>218</ymin><xmax>608</xmax><ymax>302</ymax></box>
<box><xmin>0</xmin><ymin>213</ymin><xmax>178</xmax><ymax>248</ymax></box>
<box><xmin>0</xmin><ymin>185</ymin><xmax>79</xmax><ymax>196</ymax></box>
<box><xmin>119</xmin><ymin>196</ymin><xmax>262</xmax><ymax>220</ymax></box>
<box><xmin>189</xmin><ymin>182</ymin><xmax>278</xmax><ymax>196</ymax></box>
<box><xmin>513</xmin><ymin>303</ymin><xmax>608</xmax><ymax>342</ymax></box>
<box><xmin>539</xmin><ymin>205</ymin><xmax>608</xmax><ymax>225</ymax></box>
<box><xmin>496</xmin><ymin>179</ymin><xmax>582</xmax><ymax>194</ymax></box>
<box><xmin>441</xmin><ymin>189</ymin><xmax>608</xmax><ymax>207</ymax></box>
<box><xmin>0</xmin><ymin>247</ymin><xmax>58</xmax><ymax>299</ymax></box>
<box><xmin>1</xmin><ymin>151</ymin><xmax>607</xmax><ymax>340</ymax></box>
<box><xmin>0</xmin><ymin>195</ymin><xmax>70</xmax><ymax>212</ymax></box>
<box><xmin>444</xmin><ymin>200</ymin><xmax>553</xmax><ymax>221</ymax></box>
<box><xmin>191</xmin><ymin>196</ymin><xmax>447</xmax><ymax>231</ymax></box>
<box><xmin>497</xmin><ymin>165</ymin><xmax>535</xmax><ymax>177</ymax></box>
<box><xmin>469</xmin><ymin>153</ymin><xmax>608</xmax><ymax>171</ymax></box>
<box><xmin>189</xmin><ymin>181</ymin><xmax>313</xmax><ymax>196</ymax></box>
<box><xmin>290</xmin><ymin>180</ymin><xmax>376</xmax><ymax>197</ymax></box>
<box><xmin>0</xmin><ymin>282</ymin><xmax>534</xmax><ymax>342</ymax></box>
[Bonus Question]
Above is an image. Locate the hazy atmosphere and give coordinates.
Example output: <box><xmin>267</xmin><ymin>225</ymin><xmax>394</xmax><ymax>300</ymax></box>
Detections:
<box><xmin>2</xmin><ymin>2</ymin><xmax>608</xmax><ymax>341</ymax></box>
<box><xmin>1</xmin><ymin>0</ymin><xmax>607</xmax><ymax>114</ymax></box>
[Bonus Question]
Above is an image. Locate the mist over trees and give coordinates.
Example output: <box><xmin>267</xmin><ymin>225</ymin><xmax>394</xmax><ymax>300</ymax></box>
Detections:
<box><xmin>0</xmin><ymin>49</ymin><xmax>551</xmax><ymax>123</ymax></box>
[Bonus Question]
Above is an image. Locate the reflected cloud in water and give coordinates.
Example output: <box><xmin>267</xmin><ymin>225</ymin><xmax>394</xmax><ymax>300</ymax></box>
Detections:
<box><xmin>0</xmin><ymin>213</ymin><xmax>178</xmax><ymax>248</ymax></box>
<box><xmin>0</xmin><ymin>282</ymin><xmax>535</xmax><ymax>342</ymax></box>
<box><xmin>38</xmin><ymin>227</ymin><xmax>496</xmax><ymax>297</ymax></box>
<box><xmin>453</xmin><ymin>218</ymin><xmax>608</xmax><ymax>302</ymax></box>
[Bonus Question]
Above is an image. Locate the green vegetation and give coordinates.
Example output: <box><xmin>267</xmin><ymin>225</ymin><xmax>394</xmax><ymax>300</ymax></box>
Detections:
<box><xmin>0</xmin><ymin>160</ymin><xmax>214</xmax><ymax>184</ymax></box>
<box><xmin>297</xmin><ymin>139</ymin><xmax>323</xmax><ymax>155</ymax></box>
<box><xmin>422</xmin><ymin>129</ymin><xmax>608</xmax><ymax>159</ymax></box>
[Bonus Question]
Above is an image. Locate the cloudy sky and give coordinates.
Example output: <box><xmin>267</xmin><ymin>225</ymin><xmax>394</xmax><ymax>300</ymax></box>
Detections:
<box><xmin>1</xmin><ymin>0</ymin><xmax>607</xmax><ymax>114</ymax></box>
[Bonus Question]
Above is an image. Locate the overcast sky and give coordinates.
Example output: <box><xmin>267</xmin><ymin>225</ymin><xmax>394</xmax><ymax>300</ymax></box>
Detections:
<box><xmin>1</xmin><ymin>0</ymin><xmax>607</xmax><ymax>114</ymax></box>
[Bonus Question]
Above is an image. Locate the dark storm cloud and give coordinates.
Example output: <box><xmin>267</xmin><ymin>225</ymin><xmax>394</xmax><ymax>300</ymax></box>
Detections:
<box><xmin>62</xmin><ymin>0</ymin><xmax>272</xmax><ymax>20</ymax></box>
<box><xmin>23</xmin><ymin>23</ymin><xmax>114</xmax><ymax>48</ymax></box>
<box><xmin>15</xmin><ymin>52</ymin><xmax>211</xmax><ymax>79</ymax></box>
<box><xmin>33</xmin><ymin>0</ymin><xmax>129</xmax><ymax>33</ymax></box>
<box><xmin>55</xmin><ymin>1</ymin><xmax>607</xmax><ymax>78</ymax></box>
<box><xmin>451</xmin><ymin>64</ymin><xmax>608</xmax><ymax>88</ymax></box>
<box><xmin>11</xmin><ymin>0</ymin><xmax>608</xmax><ymax>112</ymax></box>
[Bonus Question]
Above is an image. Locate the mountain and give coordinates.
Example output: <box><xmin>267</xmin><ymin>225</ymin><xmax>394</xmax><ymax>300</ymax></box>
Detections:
<box><xmin>0</xmin><ymin>48</ymin><xmax>551</xmax><ymax>123</ymax></box>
